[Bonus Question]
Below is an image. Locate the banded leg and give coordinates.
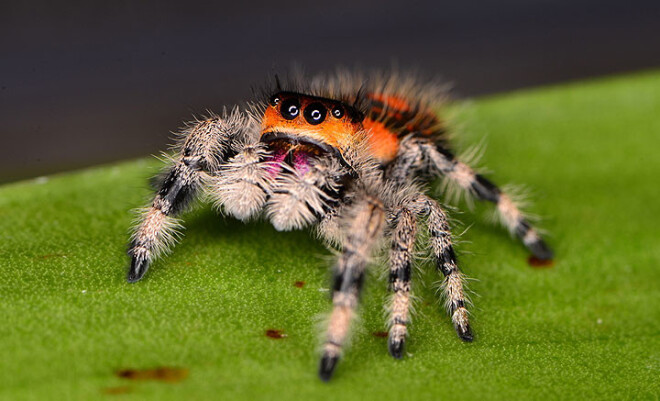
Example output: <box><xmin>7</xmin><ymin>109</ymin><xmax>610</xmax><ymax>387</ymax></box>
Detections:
<box><xmin>423</xmin><ymin>196</ymin><xmax>473</xmax><ymax>341</ymax></box>
<box><xmin>127</xmin><ymin>111</ymin><xmax>246</xmax><ymax>282</ymax></box>
<box><xmin>387</xmin><ymin>208</ymin><xmax>416</xmax><ymax>358</ymax></box>
<box><xmin>420</xmin><ymin>141</ymin><xmax>553</xmax><ymax>260</ymax></box>
<box><xmin>387</xmin><ymin>195</ymin><xmax>472</xmax><ymax>344</ymax></box>
<box><xmin>319</xmin><ymin>196</ymin><xmax>385</xmax><ymax>381</ymax></box>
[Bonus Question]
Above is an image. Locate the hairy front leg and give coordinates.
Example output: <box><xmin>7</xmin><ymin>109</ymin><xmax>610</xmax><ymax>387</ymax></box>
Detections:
<box><xmin>127</xmin><ymin>109</ymin><xmax>247</xmax><ymax>282</ymax></box>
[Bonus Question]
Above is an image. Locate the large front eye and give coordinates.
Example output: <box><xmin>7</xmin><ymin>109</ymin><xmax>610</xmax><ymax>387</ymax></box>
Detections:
<box><xmin>280</xmin><ymin>98</ymin><xmax>300</xmax><ymax>120</ymax></box>
<box><xmin>304</xmin><ymin>102</ymin><xmax>327</xmax><ymax>125</ymax></box>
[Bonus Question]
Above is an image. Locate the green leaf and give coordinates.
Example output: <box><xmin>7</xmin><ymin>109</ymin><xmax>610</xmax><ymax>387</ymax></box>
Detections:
<box><xmin>1</xmin><ymin>71</ymin><xmax>659</xmax><ymax>400</ymax></box>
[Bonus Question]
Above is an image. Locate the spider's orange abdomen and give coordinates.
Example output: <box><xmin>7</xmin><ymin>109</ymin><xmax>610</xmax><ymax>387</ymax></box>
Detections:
<box><xmin>363</xmin><ymin>91</ymin><xmax>448</xmax><ymax>163</ymax></box>
<box><xmin>367</xmin><ymin>93</ymin><xmax>413</xmax><ymax>114</ymax></box>
<box><xmin>362</xmin><ymin>118</ymin><xmax>400</xmax><ymax>162</ymax></box>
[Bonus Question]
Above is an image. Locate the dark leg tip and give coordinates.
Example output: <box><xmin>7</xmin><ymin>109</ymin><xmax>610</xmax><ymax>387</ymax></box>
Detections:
<box><xmin>388</xmin><ymin>337</ymin><xmax>405</xmax><ymax>359</ymax></box>
<box><xmin>126</xmin><ymin>257</ymin><xmax>149</xmax><ymax>283</ymax></box>
<box><xmin>456</xmin><ymin>324</ymin><xmax>474</xmax><ymax>342</ymax></box>
<box><xmin>126</xmin><ymin>272</ymin><xmax>143</xmax><ymax>283</ymax></box>
<box><xmin>318</xmin><ymin>354</ymin><xmax>340</xmax><ymax>382</ymax></box>
<box><xmin>528</xmin><ymin>239</ymin><xmax>554</xmax><ymax>261</ymax></box>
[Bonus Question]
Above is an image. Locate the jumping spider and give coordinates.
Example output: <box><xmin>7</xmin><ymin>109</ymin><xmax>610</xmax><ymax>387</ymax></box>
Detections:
<box><xmin>126</xmin><ymin>71</ymin><xmax>553</xmax><ymax>381</ymax></box>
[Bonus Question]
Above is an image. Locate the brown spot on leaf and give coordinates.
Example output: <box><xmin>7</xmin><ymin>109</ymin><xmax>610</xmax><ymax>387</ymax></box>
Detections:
<box><xmin>102</xmin><ymin>386</ymin><xmax>132</xmax><ymax>395</ymax></box>
<box><xmin>265</xmin><ymin>329</ymin><xmax>287</xmax><ymax>339</ymax></box>
<box><xmin>528</xmin><ymin>256</ymin><xmax>555</xmax><ymax>268</ymax></box>
<box><xmin>115</xmin><ymin>367</ymin><xmax>188</xmax><ymax>383</ymax></box>
<box><xmin>293</xmin><ymin>281</ymin><xmax>305</xmax><ymax>288</ymax></box>
<box><xmin>372</xmin><ymin>331</ymin><xmax>389</xmax><ymax>338</ymax></box>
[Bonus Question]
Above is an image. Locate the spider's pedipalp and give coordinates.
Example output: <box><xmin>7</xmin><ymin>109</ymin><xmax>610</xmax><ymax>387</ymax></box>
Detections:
<box><xmin>127</xmin><ymin>110</ymin><xmax>249</xmax><ymax>282</ymax></box>
<box><xmin>209</xmin><ymin>143</ymin><xmax>271</xmax><ymax>221</ymax></box>
<box><xmin>319</xmin><ymin>195</ymin><xmax>385</xmax><ymax>381</ymax></box>
<box><xmin>265</xmin><ymin>158</ymin><xmax>343</xmax><ymax>231</ymax></box>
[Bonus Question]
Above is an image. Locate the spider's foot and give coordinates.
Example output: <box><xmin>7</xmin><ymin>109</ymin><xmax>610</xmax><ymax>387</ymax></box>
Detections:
<box><xmin>388</xmin><ymin>324</ymin><xmax>407</xmax><ymax>359</ymax></box>
<box><xmin>388</xmin><ymin>336</ymin><xmax>405</xmax><ymax>359</ymax></box>
<box><xmin>127</xmin><ymin>256</ymin><xmax>150</xmax><ymax>283</ymax></box>
<box><xmin>318</xmin><ymin>352</ymin><xmax>340</xmax><ymax>382</ymax></box>
<box><xmin>526</xmin><ymin>237</ymin><xmax>554</xmax><ymax>261</ymax></box>
<box><xmin>456</xmin><ymin>323</ymin><xmax>473</xmax><ymax>342</ymax></box>
<box><xmin>452</xmin><ymin>307</ymin><xmax>473</xmax><ymax>342</ymax></box>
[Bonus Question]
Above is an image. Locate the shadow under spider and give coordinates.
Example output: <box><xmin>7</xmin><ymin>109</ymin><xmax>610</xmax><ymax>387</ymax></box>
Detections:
<box><xmin>183</xmin><ymin>206</ymin><xmax>320</xmax><ymax>246</ymax></box>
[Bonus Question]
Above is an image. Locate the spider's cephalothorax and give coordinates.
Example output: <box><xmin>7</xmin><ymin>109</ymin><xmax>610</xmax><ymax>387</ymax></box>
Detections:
<box><xmin>126</xmin><ymin>71</ymin><xmax>553</xmax><ymax>381</ymax></box>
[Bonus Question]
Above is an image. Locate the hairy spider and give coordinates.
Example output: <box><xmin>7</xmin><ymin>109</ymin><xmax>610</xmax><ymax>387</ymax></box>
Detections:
<box><xmin>126</xmin><ymin>70</ymin><xmax>553</xmax><ymax>381</ymax></box>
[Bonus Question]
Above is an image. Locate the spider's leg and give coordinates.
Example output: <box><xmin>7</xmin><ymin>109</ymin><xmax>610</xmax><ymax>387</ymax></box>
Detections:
<box><xmin>319</xmin><ymin>195</ymin><xmax>385</xmax><ymax>382</ymax></box>
<box><xmin>421</xmin><ymin>142</ymin><xmax>553</xmax><ymax>260</ymax></box>
<box><xmin>384</xmin><ymin>137</ymin><xmax>425</xmax><ymax>185</ymax></box>
<box><xmin>422</xmin><ymin>195</ymin><xmax>473</xmax><ymax>341</ymax></box>
<box><xmin>386</xmin><ymin>207</ymin><xmax>416</xmax><ymax>358</ymax></box>
<box><xmin>127</xmin><ymin>109</ymin><xmax>247</xmax><ymax>283</ymax></box>
<box><xmin>385</xmin><ymin>194</ymin><xmax>472</xmax><ymax>347</ymax></box>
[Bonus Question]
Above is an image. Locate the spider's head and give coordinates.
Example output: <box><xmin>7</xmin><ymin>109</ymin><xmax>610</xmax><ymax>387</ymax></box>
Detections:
<box><xmin>260</xmin><ymin>92</ymin><xmax>365</xmax><ymax>157</ymax></box>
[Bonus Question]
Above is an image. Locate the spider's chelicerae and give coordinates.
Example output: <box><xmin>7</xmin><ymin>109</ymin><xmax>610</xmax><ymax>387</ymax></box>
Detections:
<box><xmin>126</xmin><ymin>71</ymin><xmax>553</xmax><ymax>381</ymax></box>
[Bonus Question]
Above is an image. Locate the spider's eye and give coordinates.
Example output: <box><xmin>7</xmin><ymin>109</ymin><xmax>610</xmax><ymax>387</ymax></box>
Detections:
<box><xmin>269</xmin><ymin>95</ymin><xmax>281</xmax><ymax>106</ymax></box>
<box><xmin>303</xmin><ymin>103</ymin><xmax>327</xmax><ymax>125</ymax></box>
<box><xmin>331</xmin><ymin>105</ymin><xmax>344</xmax><ymax>119</ymax></box>
<box><xmin>280</xmin><ymin>98</ymin><xmax>300</xmax><ymax>120</ymax></box>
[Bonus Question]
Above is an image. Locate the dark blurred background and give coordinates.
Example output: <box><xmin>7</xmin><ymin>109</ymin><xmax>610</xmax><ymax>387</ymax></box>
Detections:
<box><xmin>1</xmin><ymin>0</ymin><xmax>659</xmax><ymax>183</ymax></box>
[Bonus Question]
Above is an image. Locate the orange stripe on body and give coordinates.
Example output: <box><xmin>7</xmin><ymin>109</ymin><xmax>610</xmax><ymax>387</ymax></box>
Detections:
<box><xmin>362</xmin><ymin>118</ymin><xmax>399</xmax><ymax>163</ymax></box>
<box><xmin>367</xmin><ymin>93</ymin><xmax>412</xmax><ymax>113</ymax></box>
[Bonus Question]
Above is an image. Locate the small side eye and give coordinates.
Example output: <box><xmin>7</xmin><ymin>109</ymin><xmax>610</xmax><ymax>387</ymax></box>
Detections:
<box><xmin>269</xmin><ymin>95</ymin><xmax>281</xmax><ymax>106</ymax></box>
<box><xmin>331</xmin><ymin>106</ymin><xmax>344</xmax><ymax>119</ymax></box>
<box><xmin>280</xmin><ymin>98</ymin><xmax>300</xmax><ymax>120</ymax></box>
<box><xmin>304</xmin><ymin>103</ymin><xmax>327</xmax><ymax>125</ymax></box>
